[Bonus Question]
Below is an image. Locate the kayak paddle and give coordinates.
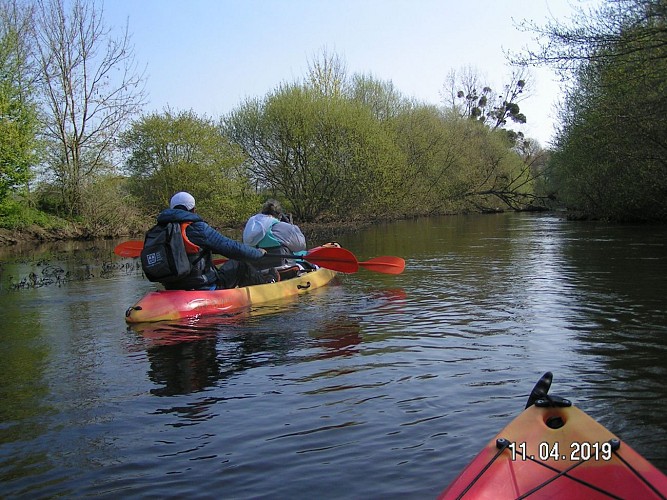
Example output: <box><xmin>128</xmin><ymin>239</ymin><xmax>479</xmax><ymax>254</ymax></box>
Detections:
<box><xmin>358</xmin><ymin>256</ymin><xmax>405</xmax><ymax>275</ymax></box>
<box><xmin>211</xmin><ymin>254</ymin><xmax>405</xmax><ymax>275</ymax></box>
<box><xmin>114</xmin><ymin>240</ymin><xmax>144</xmax><ymax>258</ymax></box>
<box><xmin>114</xmin><ymin>241</ymin><xmax>359</xmax><ymax>273</ymax></box>
<box><xmin>114</xmin><ymin>241</ymin><xmax>404</xmax><ymax>274</ymax></box>
<box><xmin>291</xmin><ymin>246</ymin><xmax>359</xmax><ymax>273</ymax></box>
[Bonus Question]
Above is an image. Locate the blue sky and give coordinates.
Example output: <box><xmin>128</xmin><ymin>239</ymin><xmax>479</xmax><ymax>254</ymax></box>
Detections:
<box><xmin>103</xmin><ymin>0</ymin><xmax>595</xmax><ymax>146</ymax></box>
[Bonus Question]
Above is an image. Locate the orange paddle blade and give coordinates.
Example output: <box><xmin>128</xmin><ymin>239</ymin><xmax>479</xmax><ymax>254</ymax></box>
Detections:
<box><xmin>359</xmin><ymin>256</ymin><xmax>405</xmax><ymax>275</ymax></box>
<box><xmin>303</xmin><ymin>246</ymin><xmax>359</xmax><ymax>273</ymax></box>
<box><xmin>114</xmin><ymin>240</ymin><xmax>144</xmax><ymax>258</ymax></box>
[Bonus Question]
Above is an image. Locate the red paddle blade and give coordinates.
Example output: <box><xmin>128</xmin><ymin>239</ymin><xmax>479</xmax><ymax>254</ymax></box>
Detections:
<box><xmin>359</xmin><ymin>256</ymin><xmax>405</xmax><ymax>275</ymax></box>
<box><xmin>304</xmin><ymin>246</ymin><xmax>359</xmax><ymax>273</ymax></box>
<box><xmin>114</xmin><ymin>240</ymin><xmax>144</xmax><ymax>258</ymax></box>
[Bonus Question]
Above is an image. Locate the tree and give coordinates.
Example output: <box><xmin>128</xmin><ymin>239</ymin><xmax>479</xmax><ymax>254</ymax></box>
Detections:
<box><xmin>33</xmin><ymin>0</ymin><xmax>145</xmax><ymax>216</ymax></box>
<box><xmin>0</xmin><ymin>0</ymin><xmax>38</xmax><ymax>202</ymax></box>
<box><xmin>121</xmin><ymin>109</ymin><xmax>254</xmax><ymax>223</ymax></box>
<box><xmin>513</xmin><ymin>133</ymin><xmax>551</xmax><ymax>206</ymax></box>
<box><xmin>443</xmin><ymin>66</ymin><xmax>530</xmax><ymax>130</ymax></box>
<box><xmin>349</xmin><ymin>73</ymin><xmax>408</xmax><ymax>121</ymax></box>
<box><xmin>224</xmin><ymin>83</ymin><xmax>402</xmax><ymax>221</ymax></box>
<box><xmin>515</xmin><ymin>0</ymin><xmax>667</xmax><ymax>73</ymax></box>
<box><xmin>389</xmin><ymin>104</ymin><xmax>460</xmax><ymax>214</ymax></box>
<box><xmin>306</xmin><ymin>47</ymin><xmax>349</xmax><ymax>98</ymax></box>
<box><xmin>441</xmin><ymin>66</ymin><xmax>545</xmax><ymax>211</ymax></box>
<box><xmin>442</xmin><ymin>119</ymin><xmax>535</xmax><ymax>212</ymax></box>
<box><xmin>519</xmin><ymin>0</ymin><xmax>667</xmax><ymax>220</ymax></box>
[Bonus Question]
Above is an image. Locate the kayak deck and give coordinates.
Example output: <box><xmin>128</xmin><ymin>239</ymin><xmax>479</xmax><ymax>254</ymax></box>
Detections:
<box><xmin>440</xmin><ymin>373</ymin><xmax>667</xmax><ymax>499</ymax></box>
<box><xmin>125</xmin><ymin>267</ymin><xmax>336</xmax><ymax>323</ymax></box>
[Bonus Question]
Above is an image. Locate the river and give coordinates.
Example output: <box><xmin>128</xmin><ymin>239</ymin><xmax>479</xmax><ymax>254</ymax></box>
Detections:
<box><xmin>0</xmin><ymin>212</ymin><xmax>666</xmax><ymax>498</ymax></box>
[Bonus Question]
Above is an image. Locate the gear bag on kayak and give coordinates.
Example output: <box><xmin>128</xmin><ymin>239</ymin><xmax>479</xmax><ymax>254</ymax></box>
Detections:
<box><xmin>140</xmin><ymin>222</ymin><xmax>192</xmax><ymax>283</ymax></box>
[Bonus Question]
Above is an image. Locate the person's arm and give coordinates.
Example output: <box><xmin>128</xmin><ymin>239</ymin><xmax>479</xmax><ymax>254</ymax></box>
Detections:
<box><xmin>188</xmin><ymin>222</ymin><xmax>265</xmax><ymax>260</ymax></box>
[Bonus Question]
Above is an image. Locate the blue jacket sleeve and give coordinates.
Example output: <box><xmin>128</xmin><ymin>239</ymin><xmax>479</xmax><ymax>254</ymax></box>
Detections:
<box><xmin>187</xmin><ymin>222</ymin><xmax>264</xmax><ymax>261</ymax></box>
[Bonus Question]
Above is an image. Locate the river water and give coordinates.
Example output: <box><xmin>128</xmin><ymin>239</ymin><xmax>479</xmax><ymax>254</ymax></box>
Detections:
<box><xmin>0</xmin><ymin>213</ymin><xmax>666</xmax><ymax>498</ymax></box>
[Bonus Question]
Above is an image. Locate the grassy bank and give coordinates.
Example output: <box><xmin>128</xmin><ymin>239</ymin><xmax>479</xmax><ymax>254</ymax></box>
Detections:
<box><xmin>0</xmin><ymin>202</ymin><xmax>373</xmax><ymax>247</ymax></box>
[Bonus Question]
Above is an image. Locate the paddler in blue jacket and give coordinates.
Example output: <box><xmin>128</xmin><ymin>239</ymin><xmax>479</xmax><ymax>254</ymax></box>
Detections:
<box><xmin>243</xmin><ymin>199</ymin><xmax>307</xmax><ymax>269</ymax></box>
<box><xmin>157</xmin><ymin>191</ymin><xmax>268</xmax><ymax>289</ymax></box>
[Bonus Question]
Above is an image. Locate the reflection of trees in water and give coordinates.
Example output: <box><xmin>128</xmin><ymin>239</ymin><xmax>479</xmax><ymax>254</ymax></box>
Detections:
<box><xmin>559</xmin><ymin>226</ymin><xmax>667</xmax><ymax>383</ymax></box>
<box><xmin>1</xmin><ymin>239</ymin><xmax>147</xmax><ymax>292</ymax></box>
<box><xmin>143</xmin><ymin>328</ymin><xmax>288</xmax><ymax>397</ymax></box>
<box><xmin>134</xmin><ymin>316</ymin><xmax>366</xmax><ymax>398</ymax></box>
<box><xmin>132</xmin><ymin>286</ymin><xmax>405</xmax><ymax>425</ymax></box>
<box><xmin>543</xmin><ymin>225</ymin><xmax>667</xmax><ymax>471</ymax></box>
<box><xmin>147</xmin><ymin>337</ymin><xmax>219</xmax><ymax>396</ymax></box>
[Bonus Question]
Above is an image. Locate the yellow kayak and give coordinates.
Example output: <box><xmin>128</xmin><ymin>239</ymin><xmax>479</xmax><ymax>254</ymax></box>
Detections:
<box><xmin>125</xmin><ymin>267</ymin><xmax>336</xmax><ymax>323</ymax></box>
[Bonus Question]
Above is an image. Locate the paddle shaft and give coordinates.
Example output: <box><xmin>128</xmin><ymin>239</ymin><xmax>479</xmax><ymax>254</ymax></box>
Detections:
<box><xmin>114</xmin><ymin>241</ymin><xmax>403</xmax><ymax>274</ymax></box>
<box><xmin>213</xmin><ymin>256</ymin><xmax>405</xmax><ymax>274</ymax></box>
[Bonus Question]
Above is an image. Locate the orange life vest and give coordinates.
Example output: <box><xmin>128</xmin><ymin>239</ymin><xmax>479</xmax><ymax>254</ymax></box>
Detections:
<box><xmin>180</xmin><ymin>222</ymin><xmax>201</xmax><ymax>255</ymax></box>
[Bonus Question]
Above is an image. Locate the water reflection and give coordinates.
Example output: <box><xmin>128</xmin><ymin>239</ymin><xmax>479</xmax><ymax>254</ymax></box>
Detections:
<box><xmin>2</xmin><ymin>215</ymin><xmax>667</xmax><ymax>499</ymax></box>
<box><xmin>0</xmin><ymin>242</ymin><xmax>141</xmax><ymax>292</ymax></box>
<box><xmin>0</xmin><ymin>307</ymin><xmax>52</xmax><ymax>455</ymax></box>
<box><xmin>125</xmin><ymin>286</ymin><xmax>406</xmax><ymax>445</ymax></box>
<box><xmin>128</xmin><ymin>292</ymin><xmax>388</xmax><ymax>398</ymax></box>
<box><xmin>145</xmin><ymin>335</ymin><xmax>219</xmax><ymax>396</ymax></box>
<box><xmin>309</xmin><ymin>319</ymin><xmax>362</xmax><ymax>359</ymax></box>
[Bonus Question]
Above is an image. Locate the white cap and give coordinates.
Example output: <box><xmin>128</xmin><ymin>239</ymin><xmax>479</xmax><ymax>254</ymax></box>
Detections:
<box><xmin>169</xmin><ymin>191</ymin><xmax>195</xmax><ymax>210</ymax></box>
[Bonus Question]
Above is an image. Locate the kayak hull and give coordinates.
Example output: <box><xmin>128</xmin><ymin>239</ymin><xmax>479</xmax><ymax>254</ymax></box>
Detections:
<box><xmin>125</xmin><ymin>268</ymin><xmax>336</xmax><ymax>323</ymax></box>
<box><xmin>439</xmin><ymin>403</ymin><xmax>667</xmax><ymax>499</ymax></box>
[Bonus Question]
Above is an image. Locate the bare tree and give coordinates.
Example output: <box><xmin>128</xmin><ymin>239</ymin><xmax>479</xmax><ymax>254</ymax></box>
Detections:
<box><xmin>33</xmin><ymin>0</ymin><xmax>145</xmax><ymax>215</ymax></box>
<box><xmin>441</xmin><ymin>66</ymin><xmax>487</xmax><ymax>119</ymax></box>
<box><xmin>442</xmin><ymin>66</ymin><xmax>531</xmax><ymax>130</ymax></box>
<box><xmin>512</xmin><ymin>0</ymin><xmax>667</xmax><ymax>72</ymax></box>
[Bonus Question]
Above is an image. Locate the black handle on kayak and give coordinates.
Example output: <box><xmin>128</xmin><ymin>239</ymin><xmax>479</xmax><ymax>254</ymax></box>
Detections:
<box><xmin>526</xmin><ymin>372</ymin><xmax>553</xmax><ymax>408</ymax></box>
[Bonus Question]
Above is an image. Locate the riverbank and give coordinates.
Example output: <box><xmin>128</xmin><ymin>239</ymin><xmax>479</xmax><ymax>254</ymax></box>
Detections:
<box><xmin>0</xmin><ymin>219</ymin><xmax>374</xmax><ymax>248</ymax></box>
<box><xmin>0</xmin><ymin>225</ymin><xmax>85</xmax><ymax>246</ymax></box>
<box><xmin>0</xmin><ymin>224</ymin><xmax>130</xmax><ymax>246</ymax></box>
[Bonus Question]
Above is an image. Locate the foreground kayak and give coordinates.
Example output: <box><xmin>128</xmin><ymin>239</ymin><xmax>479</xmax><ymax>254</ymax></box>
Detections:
<box><xmin>125</xmin><ymin>267</ymin><xmax>336</xmax><ymax>323</ymax></box>
<box><xmin>439</xmin><ymin>372</ymin><xmax>667</xmax><ymax>499</ymax></box>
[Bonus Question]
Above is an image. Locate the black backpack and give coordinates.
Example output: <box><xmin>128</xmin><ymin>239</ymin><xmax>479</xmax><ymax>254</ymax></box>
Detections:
<box><xmin>140</xmin><ymin>222</ymin><xmax>192</xmax><ymax>283</ymax></box>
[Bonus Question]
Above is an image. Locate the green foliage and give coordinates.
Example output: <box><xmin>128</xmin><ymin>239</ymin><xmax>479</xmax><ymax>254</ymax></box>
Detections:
<box><xmin>0</xmin><ymin>195</ymin><xmax>67</xmax><ymax>230</ymax></box>
<box><xmin>447</xmin><ymin>120</ymin><xmax>534</xmax><ymax>211</ymax></box>
<box><xmin>389</xmin><ymin>105</ymin><xmax>457</xmax><ymax>214</ymax></box>
<box><xmin>223</xmin><ymin>49</ymin><xmax>541</xmax><ymax>223</ymax></box>
<box><xmin>121</xmin><ymin>108</ymin><xmax>258</xmax><ymax>225</ymax></box>
<box><xmin>389</xmin><ymin>106</ymin><xmax>538</xmax><ymax>214</ymax></box>
<box><xmin>528</xmin><ymin>0</ymin><xmax>667</xmax><ymax>221</ymax></box>
<box><xmin>0</xmin><ymin>20</ymin><xmax>38</xmax><ymax>202</ymax></box>
<box><xmin>306</xmin><ymin>47</ymin><xmax>349</xmax><ymax>98</ymax></box>
<box><xmin>0</xmin><ymin>30</ymin><xmax>547</xmax><ymax>241</ymax></box>
<box><xmin>0</xmin><ymin>176</ymin><xmax>143</xmax><ymax>237</ymax></box>
<box><xmin>225</xmin><ymin>84</ymin><xmax>404</xmax><ymax>221</ymax></box>
<box><xmin>349</xmin><ymin>73</ymin><xmax>408</xmax><ymax>120</ymax></box>
<box><xmin>77</xmin><ymin>176</ymin><xmax>145</xmax><ymax>236</ymax></box>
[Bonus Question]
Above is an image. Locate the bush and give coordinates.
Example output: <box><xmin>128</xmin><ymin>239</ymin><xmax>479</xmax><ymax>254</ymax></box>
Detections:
<box><xmin>0</xmin><ymin>196</ymin><xmax>68</xmax><ymax>230</ymax></box>
<box><xmin>78</xmin><ymin>176</ymin><xmax>145</xmax><ymax>236</ymax></box>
